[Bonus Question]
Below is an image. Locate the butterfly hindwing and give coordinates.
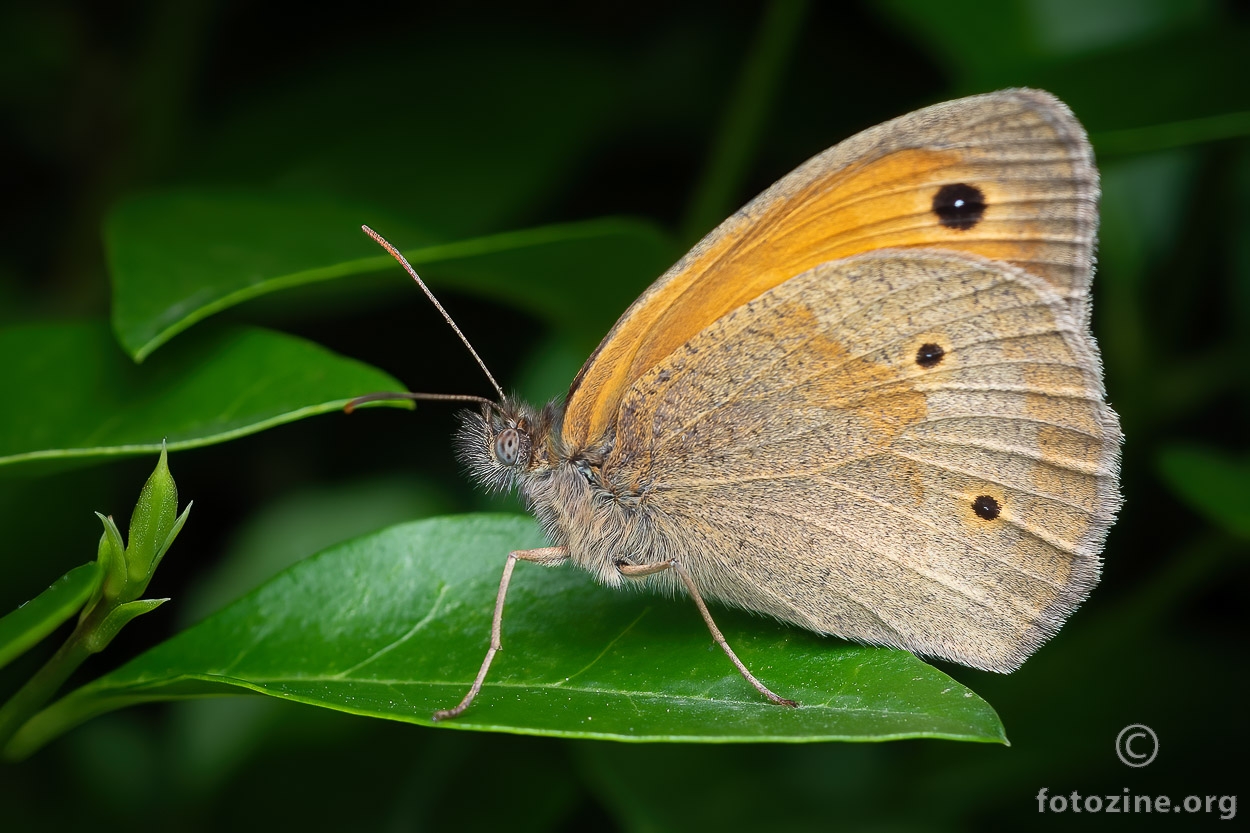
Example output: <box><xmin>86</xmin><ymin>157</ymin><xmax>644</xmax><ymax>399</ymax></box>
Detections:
<box><xmin>599</xmin><ymin>250</ymin><xmax>1119</xmax><ymax>671</ymax></box>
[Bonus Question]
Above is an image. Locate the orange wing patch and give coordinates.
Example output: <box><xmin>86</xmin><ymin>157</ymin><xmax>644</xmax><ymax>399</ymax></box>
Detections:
<box><xmin>564</xmin><ymin>90</ymin><xmax>1097</xmax><ymax>450</ymax></box>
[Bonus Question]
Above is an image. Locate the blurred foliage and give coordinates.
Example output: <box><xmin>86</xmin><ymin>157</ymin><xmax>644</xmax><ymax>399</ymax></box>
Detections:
<box><xmin>0</xmin><ymin>0</ymin><xmax>1246</xmax><ymax>830</ymax></box>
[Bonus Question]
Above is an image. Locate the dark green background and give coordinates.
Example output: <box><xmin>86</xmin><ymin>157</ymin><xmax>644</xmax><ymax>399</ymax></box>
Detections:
<box><xmin>2</xmin><ymin>1</ymin><xmax>1247</xmax><ymax>830</ymax></box>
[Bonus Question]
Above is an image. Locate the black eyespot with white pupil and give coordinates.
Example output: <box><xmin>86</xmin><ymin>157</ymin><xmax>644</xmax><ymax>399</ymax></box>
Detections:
<box><xmin>933</xmin><ymin>183</ymin><xmax>986</xmax><ymax>231</ymax></box>
<box><xmin>495</xmin><ymin>428</ymin><xmax>522</xmax><ymax>466</ymax></box>
<box><xmin>916</xmin><ymin>342</ymin><xmax>945</xmax><ymax>368</ymax></box>
<box><xmin>972</xmin><ymin>495</ymin><xmax>1001</xmax><ymax>521</ymax></box>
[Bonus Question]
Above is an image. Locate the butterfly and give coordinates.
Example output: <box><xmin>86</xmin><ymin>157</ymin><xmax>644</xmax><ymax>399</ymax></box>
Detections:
<box><xmin>353</xmin><ymin>88</ymin><xmax>1122</xmax><ymax>719</ymax></box>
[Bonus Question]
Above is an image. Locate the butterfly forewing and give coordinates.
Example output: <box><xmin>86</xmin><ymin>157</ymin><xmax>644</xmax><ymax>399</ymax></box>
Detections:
<box><xmin>564</xmin><ymin>89</ymin><xmax>1098</xmax><ymax>451</ymax></box>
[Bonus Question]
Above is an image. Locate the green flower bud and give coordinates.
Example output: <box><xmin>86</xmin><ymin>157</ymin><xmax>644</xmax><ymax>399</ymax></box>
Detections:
<box><xmin>94</xmin><ymin>513</ymin><xmax>128</xmax><ymax>604</ymax></box>
<box><xmin>124</xmin><ymin>443</ymin><xmax>180</xmax><ymax>592</ymax></box>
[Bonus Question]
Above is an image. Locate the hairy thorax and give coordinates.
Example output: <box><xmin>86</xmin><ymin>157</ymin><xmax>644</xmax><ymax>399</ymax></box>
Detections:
<box><xmin>521</xmin><ymin>432</ymin><xmax>671</xmax><ymax>589</ymax></box>
<box><xmin>459</xmin><ymin>397</ymin><xmax>677</xmax><ymax>590</ymax></box>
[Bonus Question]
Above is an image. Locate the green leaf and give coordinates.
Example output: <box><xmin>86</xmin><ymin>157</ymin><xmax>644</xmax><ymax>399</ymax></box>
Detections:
<box><xmin>151</xmin><ymin>502</ymin><xmax>193</xmax><ymax>580</ymax></box>
<box><xmin>0</xmin><ymin>563</ymin><xmax>99</xmax><ymax>671</ymax></box>
<box><xmin>0</xmin><ymin>322</ymin><xmax>406</xmax><ymax>476</ymax></box>
<box><xmin>10</xmin><ymin>516</ymin><xmax>1006</xmax><ymax>757</ymax></box>
<box><xmin>106</xmin><ymin>191</ymin><xmax>672</xmax><ymax>360</ymax></box>
<box><xmin>85</xmin><ymin>599</ymin><xmax>169</xmax><ymax>654</ymax></box>
<box><xmin>177</xmin><ymin>476</ymin><xmax>452</xmax><ymax>627</ymax></box>
<box><xmin>1157</xmin><ymin>445</ymin><xmax>1250</xmax><ymax>539</ymax></box>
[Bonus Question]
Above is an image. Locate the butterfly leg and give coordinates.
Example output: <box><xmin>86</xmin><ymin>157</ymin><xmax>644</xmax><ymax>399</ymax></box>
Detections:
<box><xmin>617</xmin><ymin>559</ymin><xmax>798</xmax><ymax>708</ymax></box>
<box><xmin>432</xmin><ymin>546</ymin><xmax>569</xmax><ymax>721</ymax></box>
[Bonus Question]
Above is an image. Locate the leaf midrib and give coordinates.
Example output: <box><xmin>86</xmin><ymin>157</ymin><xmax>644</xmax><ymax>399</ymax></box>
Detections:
<box><xmin>82</xmin><ymin>670</ymin><xmax>981</xmax><ymax>718</ymax></box>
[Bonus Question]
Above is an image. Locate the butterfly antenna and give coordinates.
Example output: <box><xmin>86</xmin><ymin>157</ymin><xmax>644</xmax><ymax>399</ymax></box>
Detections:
<box><xmin>361</xmin><ymin>224</ymin><xmax>505</xmax><ymax>400</ymax></box>
<box><xmin>343</xmin><ymin>391</ymin><xmax>497</xmax><ymax>414</ymax></box>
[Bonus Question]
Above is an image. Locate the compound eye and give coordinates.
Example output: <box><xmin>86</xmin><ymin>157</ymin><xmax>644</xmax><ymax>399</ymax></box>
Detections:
<box><xmin>494</xmin><ymin>428</ymin><xmax>522</xmax><ymax>466</ymax></box>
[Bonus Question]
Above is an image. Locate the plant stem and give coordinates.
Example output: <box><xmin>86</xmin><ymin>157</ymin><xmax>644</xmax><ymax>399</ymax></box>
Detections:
<box><xmin>1092</xmin><ymin>110</ymin><xmax>1250</xmax><ymax>156</ymax></box>
<box><xmin>0</xmin><ymin>613</ymin><xmax>97</xmax><ymax>755</ymax></box>
<box><xmin>681</xmin><ymin>0</ymin><xmax>810</xmax><ymax>243</ymax></box>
